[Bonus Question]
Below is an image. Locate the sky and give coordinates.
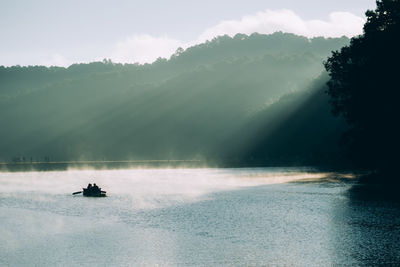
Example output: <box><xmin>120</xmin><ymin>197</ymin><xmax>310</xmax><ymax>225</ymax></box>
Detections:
<box><xmin>0</xmin><ymin>0</ymin><xmax>377</xmax><ymax>67</ymax></box>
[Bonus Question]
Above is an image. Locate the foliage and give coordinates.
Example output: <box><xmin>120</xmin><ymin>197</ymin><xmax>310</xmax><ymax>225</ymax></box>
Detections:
<box><xmin>0</xmin><ymin>33</ymin><xmax>348</xmax><ymax>164</ymax></box>
<box><xmin>324</xmin><ymin>0</ymin><xmax>400</xmax><ymax>171</ymax></box>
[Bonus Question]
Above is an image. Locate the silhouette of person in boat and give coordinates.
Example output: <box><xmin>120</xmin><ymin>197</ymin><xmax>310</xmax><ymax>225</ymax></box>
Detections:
<box><xmin>85</xmin><ymin>183</ymin><xmax>100</xmax><ymax>194</ymax></box>
<box><xmin>92</xmin><ymin>183</ymin><xmax>100</xmax><ymax>193</ymax></box>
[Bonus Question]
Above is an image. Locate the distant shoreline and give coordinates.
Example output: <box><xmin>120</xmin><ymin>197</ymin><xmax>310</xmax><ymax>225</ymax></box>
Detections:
<box><xmin>0</xmin><ymin>159</ymin><xmax>348</xmax><ymax>172</ymax></box>
<box><xmin>0</xmin><ymin>160</ymin><xmax>206</xmax><ymax>172</ymax></box>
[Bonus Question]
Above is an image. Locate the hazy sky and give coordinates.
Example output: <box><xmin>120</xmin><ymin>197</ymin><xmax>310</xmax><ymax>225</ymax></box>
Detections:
<box><xmin>0</xmin><ymin>0</ymin><xmax>377</xmax><ymax>66</ymax></box>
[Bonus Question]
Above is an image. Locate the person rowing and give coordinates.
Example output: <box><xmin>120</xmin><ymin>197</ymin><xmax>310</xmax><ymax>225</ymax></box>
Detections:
<box><xmin>72</xmin><ymin>183</ymin><xmax>106</xmax><ymax>197</ymax></box>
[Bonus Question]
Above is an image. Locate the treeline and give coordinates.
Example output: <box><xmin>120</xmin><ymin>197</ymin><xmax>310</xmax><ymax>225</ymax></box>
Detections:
<box><xmin>0</xmin><ymin>32</ymin><xmax>349</xmax><ymax>166</ymax></box>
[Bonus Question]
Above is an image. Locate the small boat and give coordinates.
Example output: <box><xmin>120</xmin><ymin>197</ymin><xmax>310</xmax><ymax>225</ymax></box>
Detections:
<box><xmin>83</xmin><ymin>187</ymin><xmax>107</xmax><ymax>197</ymax></box>
<box><xmin>72</xmin><ymin>183</ymin><xmax>107</xmax><ymax>197</ymax></box>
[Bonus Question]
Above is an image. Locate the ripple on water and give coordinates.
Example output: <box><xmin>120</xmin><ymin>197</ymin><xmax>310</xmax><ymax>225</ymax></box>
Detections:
<box><xmin>1</xmin><ymin>168</ymin><xmax>400</xmax><ymax>266</ymax></box>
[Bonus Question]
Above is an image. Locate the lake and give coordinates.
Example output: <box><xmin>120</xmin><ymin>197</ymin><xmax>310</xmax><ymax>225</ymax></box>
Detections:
<box><xmin>1</xmin><ymin>167</ymin><xmax>400</xmax><ymax>266</ymax></box>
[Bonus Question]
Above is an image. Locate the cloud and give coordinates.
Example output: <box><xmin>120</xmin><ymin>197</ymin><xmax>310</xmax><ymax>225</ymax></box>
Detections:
<box><xmin>109</xmin><ymin>34</ymin><xmax>183</xmax><ymax>64</ymax></box>
<box><xmin>198</xmin><ymin>9</ymin><xmax>365</xmax><ymax>42</ymax></box>
<box><xmin>39</xmin><ymin>53</ymin><xmax>72</xmax><ymax>67</ymax></box>
<box><xmin>108</xmin><ymin>10</ymin><xmax>365</xmax><ymax>64</ymax></box>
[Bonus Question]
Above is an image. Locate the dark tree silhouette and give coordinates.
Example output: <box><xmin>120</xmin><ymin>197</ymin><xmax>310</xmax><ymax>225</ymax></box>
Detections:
<box><xmin>324</xmin><ymin>0</ymin><xmax>400</xmax><ymax>175</ymax></box>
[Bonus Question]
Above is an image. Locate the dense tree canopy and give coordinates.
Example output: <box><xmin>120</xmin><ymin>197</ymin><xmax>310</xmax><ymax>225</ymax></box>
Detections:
<box><xmin>324</xmin><ymin>0</ymin><xmax>400</xmax><ymax>173</ymax></box>
<box><xmin>0</xmin><ymin>33</ymin><xmax>348</xmax><ymax>166</ymax></box>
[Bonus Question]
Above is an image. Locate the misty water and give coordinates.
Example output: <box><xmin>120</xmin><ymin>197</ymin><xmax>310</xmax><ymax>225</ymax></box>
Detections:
<box><xmin>1</xmin><ymin>168</ymin><xmax>400</xmax><ymax>266</ymax></box>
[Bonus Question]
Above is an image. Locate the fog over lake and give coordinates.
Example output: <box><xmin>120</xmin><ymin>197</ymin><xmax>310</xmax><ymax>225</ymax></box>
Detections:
<box><xmin>2</xmin><ymin>0</ymin><xmax>400</xmax><ymax>265</ymax></box>
<box><xmin>1</xmin><ymin>168</ymin><xmax>400</xmax><ymax>266</ymax></box>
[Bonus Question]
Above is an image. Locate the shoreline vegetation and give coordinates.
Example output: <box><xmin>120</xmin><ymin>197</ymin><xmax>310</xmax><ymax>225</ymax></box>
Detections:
<box><xmin>0</xmin><ymin>159</ymin><xmax>356</xmax><ymax>172</ymax></box>
<box><xmin>0</xmin><ymin>159</ymin><xmax>206</xmax><ymax>172</ymax></box>
<box><xmin>323</xmin><ymin>0</ymin><xmax>400</xmax><ymax>186</ymax></box>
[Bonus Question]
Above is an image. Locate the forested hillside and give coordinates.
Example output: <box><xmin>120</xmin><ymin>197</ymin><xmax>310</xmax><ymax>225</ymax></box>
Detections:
<box><xmin>0</xmin><ymin>32</ymin><xmax>349</xmax><ymax>164</ymax></box>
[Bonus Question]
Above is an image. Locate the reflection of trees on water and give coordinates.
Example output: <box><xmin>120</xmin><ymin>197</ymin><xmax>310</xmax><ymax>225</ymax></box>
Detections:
<box><xmin>329</xmin><ymin>184</ymin><xmax>400</xmax><ymax>265</ymax></box>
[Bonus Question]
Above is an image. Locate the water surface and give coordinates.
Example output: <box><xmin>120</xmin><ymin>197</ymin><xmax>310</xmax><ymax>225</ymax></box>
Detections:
<box><xmin>1</xmin><ymin>168</ymin><xmax>400</xmax><ymax>266</ymax></box>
